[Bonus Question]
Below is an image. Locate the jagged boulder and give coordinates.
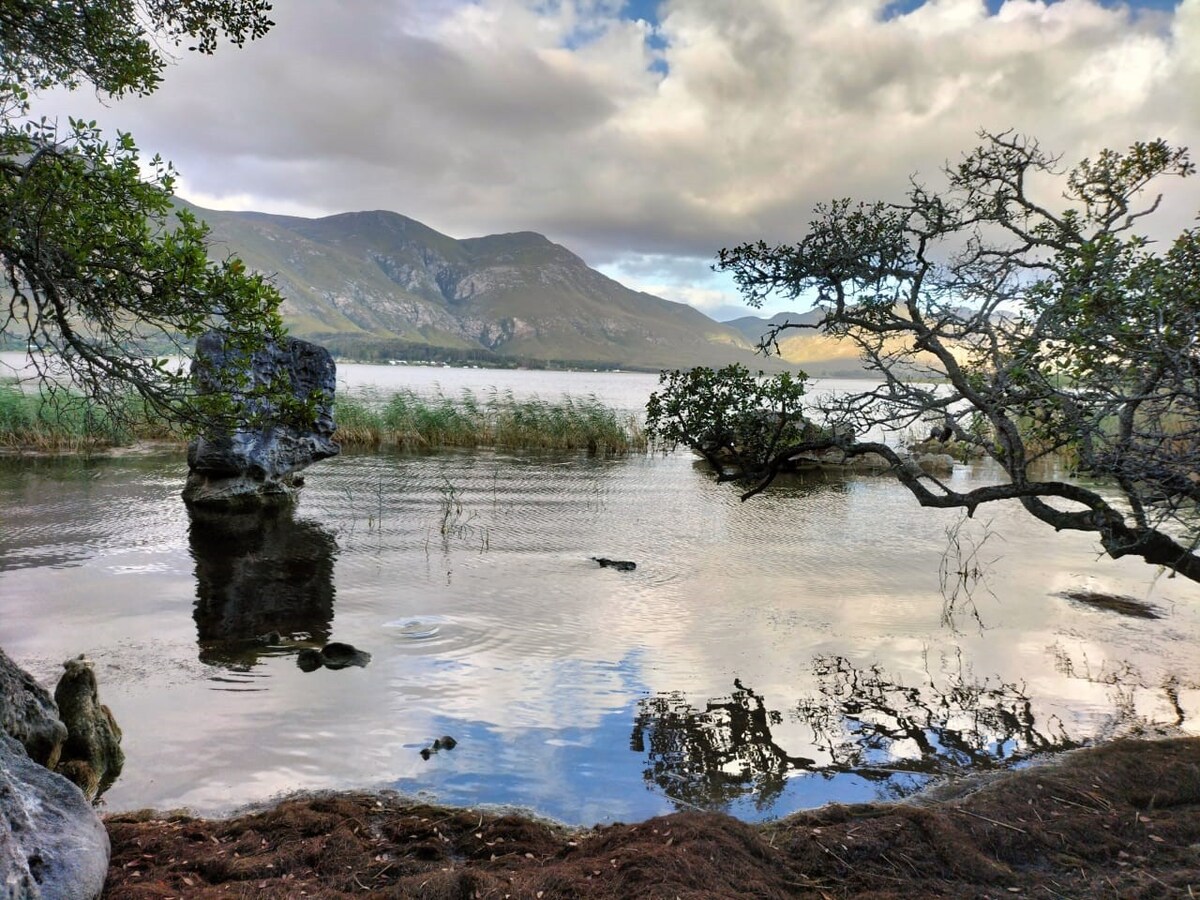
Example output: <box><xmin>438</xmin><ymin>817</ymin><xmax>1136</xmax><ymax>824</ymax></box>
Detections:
<box><xmin>0</xmin><ymin>648</ymin><xmax>66</xmax><ymax>769</ymax></box>
<box><xmin>0</xmin><ymin>732</ymin><xmax>110</xmax><ymax>900</ymax></box>
<box><xmin>53</xmin><ymin>657</ymin><xmax>123</xmax><ymax>802</ymax></box>
<box><xmin>183</xmin><ymin>332</ymin><xmax>339</xmax><ymax>506</ymax></box>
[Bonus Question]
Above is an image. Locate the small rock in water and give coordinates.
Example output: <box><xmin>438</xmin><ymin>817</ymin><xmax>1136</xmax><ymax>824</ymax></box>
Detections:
<box><xmin>320</xmin><ymin>642</ymin><xmax>371</xmax><ymax>669</ymax></box>
<box><xmin>419</xmin><ymin>747</ymin><xmax>433</xmax><ymax>760</ymax></box>
<box><xmin>432</xmin><ymin>735</ymin><xmax>457</xmax><ymax>751</ymax></box>
<box><xmin>591</xmin><ymin>557</ymin><xmax>636</xmax><ymax>572</ymax></box>
<box><xmin>296</xmin><ymin>648</ymin><xmax>323</xmax><ymax>672</ymax></box>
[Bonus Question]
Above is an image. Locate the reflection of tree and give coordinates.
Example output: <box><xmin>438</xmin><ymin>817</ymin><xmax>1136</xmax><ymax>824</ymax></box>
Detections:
<box><xmin>797</xmin><ymin>655</ymin><xmax>1075</xmax><ymax>776</ymax></box>
<box><xmin>632</xmin><ymin>656</ymin><xmax>1079</xmax><ymax>813</ymax></box>
<box><xmin>631</xmin><ymin>679</ymin><xmax>813</xmax><ymax>810</ymax></box>
<box><xmin>188</xmin><ymin>506</ymin><xmax>338</xmax><ymax>667</ymax></box>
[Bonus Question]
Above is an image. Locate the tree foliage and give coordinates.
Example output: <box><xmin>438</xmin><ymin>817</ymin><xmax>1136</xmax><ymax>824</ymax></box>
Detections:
<box><xmin>1</xmin><ymin>0</ymin><xmax>283</xmax><ymax>429</ymax></box>
<box><xmin>645</xmin><ymin>364</ymin><xmax>830</xmax><ymax>481</ymax></box>
<box><xmin>714</xmin><ymin>132</ymin><xmax>1200</xmax><ymax>582</ymax></box>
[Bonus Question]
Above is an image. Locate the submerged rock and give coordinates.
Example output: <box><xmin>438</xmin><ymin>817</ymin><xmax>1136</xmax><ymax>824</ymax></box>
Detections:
<box><xmin>320</xmin><ymin>642</ymin><xmax>372</xmax><ymax>670</ymax></box>
<box><xmin>0</xmin><ymin>646</ymin><xmax>66</xmax><ymax>768</ymax></box>
<box><xmin>53</xmin><ymin>656</ymin><xmax>124</xmax><ymax>802</ymax></box>
<box><xmin>592</xmin><ymin>557</ymin><xmax>637</xmax><ymax>572</ymax></box>
<box><xmin>0</xmin><ymin>732</ymin><xmax>110</xmax><ymax>900</ymax></box>
<box><xmin>296</xmin><ymin>643</ymin><xmax>371</xmax><ymax>673</ymax></box>
<box><xmin>296</xmin><ymin>648</ymin><xmax>324</xmax><ymax>672</ymax></box>
<box><xmin>420</xmin><ymin>735</ymin><xmax>458</xmax><ymax>759</ymax></box>
<box><xmin>183</xmin><ymin>332</ymin><xmax>339</xmax><ymax>507</ymax></box>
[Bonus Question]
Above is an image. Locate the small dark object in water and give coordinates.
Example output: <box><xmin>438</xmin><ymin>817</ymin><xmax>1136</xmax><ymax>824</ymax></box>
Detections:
<box><xmin>320</xmin><ymin>642</ymin><xmax>372</xmax><ymax>669</ymax></box>
<box><xmin>592</xmin><ymin>557</ymin><xmax>636</xmax><ymax>572</ymax></box>
<box><xmin>296</xmin><ymin>648</ymin><xmax>323</xmax><ymax>672</ymax></box>
<box><xmin>419</xmin><ymin>747</ymin><xmax>433</xmax><ymax>760</ymax></box>
<box><xmin>1058</xmin><ymin>589</ymin><xmax>1162</xmax><ymax>620</ymax></box>
<box><xmin>432</xmin><ymin>735</ymin><xmax>457</xmax><ymax>751</ymax></box>
<box><xmin>255</xmin><ymin>631</ymin><xmax>283</xmax><ymax>646</ymax></box>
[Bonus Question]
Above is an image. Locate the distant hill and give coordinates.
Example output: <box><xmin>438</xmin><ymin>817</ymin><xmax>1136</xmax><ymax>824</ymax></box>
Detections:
<box><xmin>182</xmin><ymin>201</ymin><xmax>793</xmax><ymax>372</ymax></box>
<box><xmin>722</xmin><ymin>310</ymin><xmax>874</xmax><ymax>377</ymax></box>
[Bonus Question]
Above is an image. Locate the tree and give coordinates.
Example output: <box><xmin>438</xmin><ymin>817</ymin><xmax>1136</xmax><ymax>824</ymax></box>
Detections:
<box><xmin>645</xmin><ymin>364</ymin><xmax>827</xmax><ymax>481</ymax></box>
<box><xmin>712</xmin><ymin>132</ymin><xmax>1200</xmax><ymax>583</ymax></box>
<box><xmin>0</xmin><ymin>1</ymin><xmax>285</xmax><ymax>428</ymax></box>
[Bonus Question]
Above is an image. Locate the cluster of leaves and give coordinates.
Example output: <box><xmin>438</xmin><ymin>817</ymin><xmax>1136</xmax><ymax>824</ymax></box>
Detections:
<box><xmin>717</xmin><ymin>131</ymin><xmax>1200</xmax><ymax>582</ymax></box>
<box><xmin>1</xmin><ymin>1</ymin><xmax>289</xmax><ymax>434</ymax></box>
<box><xmin>645</xmin><ymin>364</ymin><xmax>832</xmax><ymax>481</ymax></box>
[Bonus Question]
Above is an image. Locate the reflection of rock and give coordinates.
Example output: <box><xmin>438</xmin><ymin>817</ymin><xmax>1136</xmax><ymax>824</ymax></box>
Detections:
<box><xmin>0</xmin><ymin>646</ymin><xmax>67</xmax><ymax>767</ymax></box>
<box><xmin>182</xmin><ymin>331</ymin><xmax>339</xmax><ymax>507</ymax></box>
<box><xmin>53</xmin><ymin>656</ymin><xmax>124</xmax><ymax>802</ymax></box>
<box><xmin>1</xmin><ymin>732</ymin><xmax>110</xmax><ymax>900</ymax></box>
<box><xmin>189</xmin><ymin>506</ymin><xmax>338</xmax><ymax>667</ymax></box>
<box><xmin>297</xmin><ymin>642</ymin><xmax>371</xmax><ymax>673</ymax></box>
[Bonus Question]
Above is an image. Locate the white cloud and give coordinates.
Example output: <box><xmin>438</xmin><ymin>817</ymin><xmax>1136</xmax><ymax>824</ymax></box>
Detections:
<box><xmin>27</xmin><ymin>0</ymin><xmax>1200</xmax><ymax>315</ymax></box>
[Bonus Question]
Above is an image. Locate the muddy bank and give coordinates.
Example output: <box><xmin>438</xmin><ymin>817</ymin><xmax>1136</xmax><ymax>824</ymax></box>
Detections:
<box><xmin>104</xmin><ymin>737</ymin><xmax>1200</xmax><ymax>898</ymax></box>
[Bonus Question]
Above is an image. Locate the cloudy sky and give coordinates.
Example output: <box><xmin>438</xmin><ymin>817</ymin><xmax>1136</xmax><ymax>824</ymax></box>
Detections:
<box><xmin>36</xmin><ymin>0</ymin><xmax>1200</xmax><ymax>319</ymax></box>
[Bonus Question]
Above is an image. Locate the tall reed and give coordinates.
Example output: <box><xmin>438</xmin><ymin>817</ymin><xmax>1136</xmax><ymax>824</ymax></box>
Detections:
<box><xmin>0</xmin><ymin>381</ymin><xmax>181</xmax><ymax>450</ymax></box>
<box><xmin>0</xmin><ymin>380</ymin><xmax>646</xmax><ymax>454</ymax></box>
<box><xmin>335</xmin><ymin>388</ymin><xmax>645</xmax><ymax>454</ymax></box>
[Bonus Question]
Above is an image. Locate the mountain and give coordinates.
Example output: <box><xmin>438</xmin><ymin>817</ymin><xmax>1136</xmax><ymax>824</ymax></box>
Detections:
<box><xmin>183</xmin><ymin>201</ymin><xmax>791</xmax><ymax>371</ymax></box>
<box><xmin>723</xmin><ymin>310</ymin><xmax>873</xmax><ymax>376</ymax></box>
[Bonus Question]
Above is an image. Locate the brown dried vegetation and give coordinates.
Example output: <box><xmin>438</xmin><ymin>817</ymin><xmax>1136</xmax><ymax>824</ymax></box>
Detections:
<box><xmin>104</xmin><ymin>737</ymin><xmax>1200</xmax><ymax>898</ymax></box>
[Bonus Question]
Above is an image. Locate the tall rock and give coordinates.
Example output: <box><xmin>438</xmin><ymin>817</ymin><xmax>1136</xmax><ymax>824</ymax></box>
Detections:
<box><xmin>183</xmin><ymin>332</ymin><xmax>340</xmax><ymax>506</ymax></box>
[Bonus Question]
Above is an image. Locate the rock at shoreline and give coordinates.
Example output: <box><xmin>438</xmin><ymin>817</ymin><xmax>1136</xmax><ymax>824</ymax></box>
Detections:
<box><xmin>183</xmin><ymin>332</ymin><xmax>339</xmax><ymax>507</ymax></box>
<box><xmin>53</xmin><ymin>657</ymin><xmax>124</xmax><ymax>802</ymax></box>
<box><xmin>0</xmin><ymin>647</ymin><xmax>66</xmax><ymax>768</ymax></box>
<box><xmin>1</xmin><ymin>733</ymin><xmax>110</xmax><ymax>900</ymax></box>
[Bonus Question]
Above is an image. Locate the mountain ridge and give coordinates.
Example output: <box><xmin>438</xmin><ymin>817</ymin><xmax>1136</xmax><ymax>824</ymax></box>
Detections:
<box><xmin>183</xmin><ymin>201</ymin><xmax>796</xmax><ymax>372</ymax></box>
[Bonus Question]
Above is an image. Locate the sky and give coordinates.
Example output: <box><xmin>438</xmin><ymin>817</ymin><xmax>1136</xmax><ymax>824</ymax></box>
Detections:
<box><xmin>34</xmin><ymin>0</ymin><xmax>1200</xmax><ymax>320</ymax></box>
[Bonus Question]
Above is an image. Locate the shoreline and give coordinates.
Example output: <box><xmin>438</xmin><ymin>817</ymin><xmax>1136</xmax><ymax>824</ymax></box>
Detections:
<box><xmin>103</xmin><ymin>736</ymin><xmax>1200</xmax><ymax>898</ymax></box>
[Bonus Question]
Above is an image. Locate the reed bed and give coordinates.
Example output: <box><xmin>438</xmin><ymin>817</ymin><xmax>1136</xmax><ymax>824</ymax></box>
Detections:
<box><xmin>335</xmin><ymin>388</ymin><xmax>645</xmax><ymax>454</ymax></box>
<box><xmin>0</xmin><ymin>381</ymin><xmax>181</xmax><ymax>451</ymax></box>
<box><xmin>0</xmin><ymin>381</ymin><xmax>646</xmax><ymax>454</ymax></box>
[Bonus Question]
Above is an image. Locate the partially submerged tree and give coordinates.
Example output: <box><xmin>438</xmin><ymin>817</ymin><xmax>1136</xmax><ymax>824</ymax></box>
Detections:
<box><xmin>711</xmin><ymin>132</ymin><xmax>1200</xmax><ymax>582</ymax></box>
<box><xmin>645</xmin><ymin>364</ymin><xmax>828</xmax><ymax>481</ymax></box>
<box><xmin>1</xmin><ymin>1</ymin><xmax>286</xmax><ymax>429</ymax></box>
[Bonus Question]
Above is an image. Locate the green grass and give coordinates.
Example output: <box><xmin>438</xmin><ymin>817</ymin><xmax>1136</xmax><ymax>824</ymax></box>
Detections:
<box><xmin>0</xmin><ymin>381</ymin><xmax>181</xmax><ymax>450</ymax></box>
<box><xmin>335</xmin><ymin>388</ymin><xmax>645</xmax><ymax>454</ymax></box>
<box><xmin>0</xmin><ymin>380</ymin><xmax>646</xmax><ymax>455</ymax></box>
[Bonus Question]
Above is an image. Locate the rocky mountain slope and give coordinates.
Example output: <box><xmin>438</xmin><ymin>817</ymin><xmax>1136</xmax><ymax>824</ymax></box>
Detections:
<box><xmin>185</xmin><ymin>202</ymin><xmax>788</xmax><ymax>371</ymax></box>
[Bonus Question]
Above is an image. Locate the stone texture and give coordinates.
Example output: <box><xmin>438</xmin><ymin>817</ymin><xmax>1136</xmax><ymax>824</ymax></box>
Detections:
<box><xmin>0</xmin><ymin>648</ymin><xmax>65</xmax><ymax>769</ymax></box>
<box><xmin>53</xmin><ymin>658</ymin><xmax>123</xmax><ymax>802</ymax></box>
<box><xmin>1</xmin><ymin>731</ymin><xmax>109</xmax><ymax>900</ymax></box>
<box><xmin>183</xmin><ymin>332</ymin><xmax>339</xmax><ymax>506</ymax></box>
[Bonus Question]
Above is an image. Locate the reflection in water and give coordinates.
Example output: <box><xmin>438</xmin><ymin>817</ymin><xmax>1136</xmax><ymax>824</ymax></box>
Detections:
<box><xmin>633</xmin><ymin>656</ymin><xmax>1080</xmax><ymax>812</ymax></box>
<box><xmin>632</xmin><ymin>679</ymin><xmax>813</xmax><ymax>810</ymax></box>
<box><xmin>188</xmin><ymin>506</ymin><xmax>338</xmax><ymax>668</ymax></box>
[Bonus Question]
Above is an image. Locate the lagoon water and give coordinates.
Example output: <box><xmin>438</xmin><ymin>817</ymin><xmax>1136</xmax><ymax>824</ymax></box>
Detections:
<box><xmin>2</xmin><ymin>364</ymin><xmax>1199</xmax><ymax>824</ymax></box>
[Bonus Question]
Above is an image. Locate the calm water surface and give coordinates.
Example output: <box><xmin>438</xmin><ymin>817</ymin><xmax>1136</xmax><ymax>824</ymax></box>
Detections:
<box><xmin>1</xmin><ymin>365</ymin><xmax>1199</xmax><ymax>824</ymax></box>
